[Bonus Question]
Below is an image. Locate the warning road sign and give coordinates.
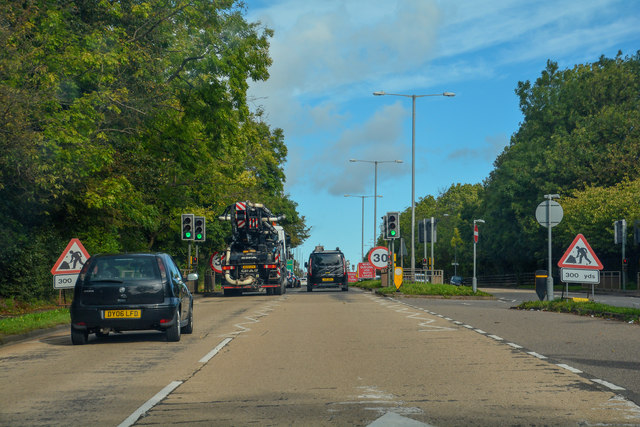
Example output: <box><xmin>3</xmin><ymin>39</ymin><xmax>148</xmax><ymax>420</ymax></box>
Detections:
<box><xmin>51</xmin><ymin>238</ymin><xmax>90</xmax><ymax>275</ymax></box>
<box><xmin>557</xmin><ymin>234</ymin><xmax>603</xmax><ymax>270</ymax></box>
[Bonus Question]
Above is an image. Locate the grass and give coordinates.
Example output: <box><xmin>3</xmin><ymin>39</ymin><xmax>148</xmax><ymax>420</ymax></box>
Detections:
<box><xmin>516</xmin><ymin>299</ymin><xmax>640</xmax><ymax>324</ymax></box>
<box><xmin>354</xmin><ymin>280</ymin><xmax>492</xmax><ymax>297</ymax></box>
<box><xmin>0</xmin><ymin>299</ymin><xmax>70</xmax><ymax>337</ymax></box>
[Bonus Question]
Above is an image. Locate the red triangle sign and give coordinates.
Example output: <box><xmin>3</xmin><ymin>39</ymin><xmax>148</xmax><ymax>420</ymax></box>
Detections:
<box><xmin>51</xmin><ymin>238</ymin><xmax>91</xmax><ymax>275</ymax></box>
<box><xmin>557</xmin><ymin>234</ymin><xmax>603</xmax><ymax>270</ymax></box>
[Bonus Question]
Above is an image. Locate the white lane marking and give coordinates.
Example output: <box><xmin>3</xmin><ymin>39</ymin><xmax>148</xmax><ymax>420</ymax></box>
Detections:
<box><xmin>474</xmin><ymin>329</ymin><xmax>487</xmax><ymax>334</ymax></box>
<box><xmin>556</xmin><ymin>363</ymin><xmax>582</xmax><ymax>374</ymax></box>
<box><xmin>199</xmin><ymin>337</ymin><xmax>233</xmax><ymax>363</ymax></box>
<box><xmin>118</xmin><ymin>380</ymin><xmax>182</xmax><ymax>427</ymax></box>
<box><xmin>528</xmin><ymin>351</ymin><xmax>547</xmax><ymax>359</ymax></box>
<box><xmin>591</xmin><ymin>379</ymin><xmax>626</xmax><ymax>391</ymax></box>
<box><xmin>507</xmin><ymin>343</ymin><xmax>523</xmax><ymax>349</ymax></box>
<box><xmin>463</xmin><ymin>324</ymin><xmax>474</xmax><ymax>329</ymax></box>
<box><xmin>488</xmin><ymin>335</ymin><xmax>503</xmax><ymax>341</ymax></box>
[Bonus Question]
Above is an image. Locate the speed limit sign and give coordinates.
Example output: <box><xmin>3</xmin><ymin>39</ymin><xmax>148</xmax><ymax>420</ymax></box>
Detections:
<box><xmin>368</xmin><ymin>246</ymin><xmax>390</xmax><ymax>270</ymax></box>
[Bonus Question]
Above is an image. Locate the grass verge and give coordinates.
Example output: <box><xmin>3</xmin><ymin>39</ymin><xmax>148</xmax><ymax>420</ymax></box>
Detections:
<box><xmin>354</xmin><ymin>280</ymin><xmax>492</xmax><ymax>297</ymax></box>
<box><xmin>516</xmin><ymin>299</ymin><xmax>640</xmax><ymax>324</ymax></box>
<box><xmin>0</xmin><ymin>308</ymin><xmax>70</xmax><ymax>336</ymax></box>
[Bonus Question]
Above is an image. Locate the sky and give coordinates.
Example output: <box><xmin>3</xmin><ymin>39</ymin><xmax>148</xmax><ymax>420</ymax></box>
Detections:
<box><xmin>242</xmin><ymin>0</ymin><xmax>640</xmax><ymax>269</ymax></box>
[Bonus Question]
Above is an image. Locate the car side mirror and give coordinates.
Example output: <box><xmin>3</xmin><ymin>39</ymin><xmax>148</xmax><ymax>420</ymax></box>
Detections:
<box><xmin>304</xmin><ymin>262</ymin><xmax>308</xmax><ymax>268</ymax></box>
<box><xmin>187</xmin><ymin>273</ymin><xmax>198</xmax><ymax>281</ymax></box>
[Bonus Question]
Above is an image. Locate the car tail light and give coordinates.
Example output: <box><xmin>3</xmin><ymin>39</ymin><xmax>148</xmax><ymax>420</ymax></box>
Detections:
<box><xmin>222</xmin><ymin>265</ymin><xmax>235</xmax><ymax>271</ymax></box>
<box><xmin>160</xmin><ymin>318</ymin><xmax>171</xmax><ymax>324</ymax></box>
<box><xmin>264</xmin><ymin>264</ymin><xmax>277</xmax><ymax>269</ymax></box>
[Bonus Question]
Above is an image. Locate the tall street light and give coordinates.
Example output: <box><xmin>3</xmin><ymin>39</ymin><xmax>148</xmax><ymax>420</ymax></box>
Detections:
<box><xmin>345</xmin><ymin>194</ymin><xmax>382</xmax><ymax>261</ymax></box>
<box><xmin>349</xmin><ymin>159</ymin><xmax>402</xmax><ymax>247</ymax></box>
<box><xmin>373</xmin><ymin>90</ymin><xmax>455</xmax><ymax>277</ymax></box>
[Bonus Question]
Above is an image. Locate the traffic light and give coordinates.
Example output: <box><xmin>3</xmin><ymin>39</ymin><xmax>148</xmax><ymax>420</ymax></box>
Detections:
<box><xmin>622</xmin><ymin>258</ymin><xmax>628</xmax><ymax>271</ymax></box>
<box><xmin>419</xmin><ymin>218</ymin><xmax>437</xmax><ymax>243</ymax></box>
<box><xmin>194</xmin><ymin>216</ymin><xmax>206</xmax><ymax>242</ymax></box>
<box><xmin>386</xmin><ymin>212</ymin><xmax>400</xmax><ymax>239</ymax></box>
<box><xmin>181</xmin><ymin>213</ymin><xmax>194</xmax><ymax>240</ymax></box>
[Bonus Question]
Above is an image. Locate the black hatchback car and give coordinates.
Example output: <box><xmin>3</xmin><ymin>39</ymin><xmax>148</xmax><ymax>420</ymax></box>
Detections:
<box><xmin>305</xmin><ymin>247</ymin><xmax>348</xmax><ymax>292</ymax></box>
<box><xmin>70</xmin><ymin>253</ymin><xmax>196</xmax><ymax>345</ymax></box>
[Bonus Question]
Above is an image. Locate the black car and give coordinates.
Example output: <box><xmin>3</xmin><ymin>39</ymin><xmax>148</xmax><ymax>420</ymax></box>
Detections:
<box><xmin>70</xmin><ymin>253</ymin><xmax>197</xmax><ymax>345</ymax></box>
<box><xmin>450</xmin><ymin>275</ymin><xmax>464</xmax><ymax>286</ymax></box>
<box><xmin>305</xmin><ymin>247</ymin><xmax>348</xmax><ymax>292</ymax></box>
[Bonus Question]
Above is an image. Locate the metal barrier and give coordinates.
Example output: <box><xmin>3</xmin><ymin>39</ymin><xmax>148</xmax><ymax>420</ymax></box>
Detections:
<box><xmin>403</xmin><ymin>269</ymin><xmax>443</xmax><ymax>284</ymax></box>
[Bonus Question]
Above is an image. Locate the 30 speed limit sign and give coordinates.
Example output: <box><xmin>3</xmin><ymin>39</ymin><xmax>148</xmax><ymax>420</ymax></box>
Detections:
<box><xmin>368</xmin><ymin>246</ymin><xmax>390</xmax><ymax>270</ymax></box>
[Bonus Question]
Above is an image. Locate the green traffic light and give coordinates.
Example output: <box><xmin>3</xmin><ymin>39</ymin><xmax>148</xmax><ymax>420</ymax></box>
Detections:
<box><xmin>196</xmin><ymin>233</ymin><xmax>202</xmax><ymax>239</ymax></box>
<box><xmin>390</xmin><ymin>230</ymin><xmax>396</xmax><ymax>236</ymax></box>
<box><xmin>185</xmin><ymin>232</ymin><xmax>192</xmax><ymax>238</ymax></box>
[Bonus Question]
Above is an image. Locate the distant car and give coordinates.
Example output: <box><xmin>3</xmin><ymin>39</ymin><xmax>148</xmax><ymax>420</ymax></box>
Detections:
<box><xmin>450</xmin><ymin>275</ymin><xmax>464</xmax><ymax>286</ymax></box>
<box><xmin>70</xmin><ymin>253</ymin><xmax>197</xmax><ymax>345</ymax></box>
<box><xmin>305</xmin><ymin>247</ymin><xmax>348</xmax><ymax>292</ymax></box>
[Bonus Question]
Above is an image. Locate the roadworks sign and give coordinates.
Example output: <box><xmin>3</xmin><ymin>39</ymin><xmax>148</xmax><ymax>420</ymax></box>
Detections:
<box><xmin>557</xmin><ymin>234</ymin><xmax>603</xmax><ymax>270</ymax></box>
<box><xmin>51</xmin><ymin>238</ymin><xmax>90</xmax><ymax>275</ymax></box>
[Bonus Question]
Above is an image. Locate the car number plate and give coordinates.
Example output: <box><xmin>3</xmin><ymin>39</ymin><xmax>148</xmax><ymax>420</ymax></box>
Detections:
<box><xmin>104</xmin><ymin>309</ymin><xmax>141</xmax><ymax>319</ymax></box>
<box><xmin>242</xmin><ymin>265</ymin><xmax>257</xmax><ymax>269</ymax></box>
<box><xmin>322</xmin><ymin>278</ymin><xmax>333</xmax><ymax>282</ymax></box>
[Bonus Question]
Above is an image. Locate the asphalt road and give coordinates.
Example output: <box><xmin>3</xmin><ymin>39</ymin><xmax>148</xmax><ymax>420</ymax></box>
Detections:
<box><xmin>1</xmin><ymin>287</ymin><xmax>639</xmax><ymax>426</ymax></box>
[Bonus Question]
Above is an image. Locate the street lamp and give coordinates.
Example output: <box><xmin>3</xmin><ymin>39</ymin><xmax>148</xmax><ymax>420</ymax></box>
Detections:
<box><xmin>349</xmin><ymin>159</ymin><xmax>402</xmax><ymax>247</ymax></box>
<box><xmin>373</xmin><ymin>90</ymin><xmax>455</xmax><ymax>277</ymax></box>
<box><xmin>472</xmin><ymin>219</ymin><xmax>485</xmax><ymax>292</ymax></box>
<box><xmin>345</xmin><ymin>194</ymin><xmax>382</xmax><ymax>261</ymax></box>
<box><xmin>544</xmin><ymin>194</ymin><xmax>560</xmax><ymax>301</ymax></box>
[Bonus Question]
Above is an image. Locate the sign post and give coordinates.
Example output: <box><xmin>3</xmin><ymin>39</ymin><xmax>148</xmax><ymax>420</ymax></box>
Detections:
<box><xmin>536</xmin><ymin>195</ymin><xmax>563</xmax><ymax>300</ymax></box>
<box><xmin>558</xmin><ymin>234</ymin><xmax>603</xmax><ymax>299</ymax></box>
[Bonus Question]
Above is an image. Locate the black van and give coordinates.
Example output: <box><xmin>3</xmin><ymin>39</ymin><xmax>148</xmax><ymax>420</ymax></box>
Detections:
<box><xmin>305</xmin><ymin>247</ymin><xmax>348</xmax><ymax>292</ymax></box>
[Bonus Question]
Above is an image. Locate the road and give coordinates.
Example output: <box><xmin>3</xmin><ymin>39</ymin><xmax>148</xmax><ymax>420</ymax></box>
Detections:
<box><xmin>1</xmin><ymin>287</ymin><xmax>639</xmax><ymax>426</ymax></box>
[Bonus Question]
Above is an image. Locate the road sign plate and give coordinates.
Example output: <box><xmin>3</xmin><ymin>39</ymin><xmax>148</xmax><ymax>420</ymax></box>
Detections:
<box><xmin>53</xmin><ymin>274</ymin><xmax>79</xmax><ymax>289</ymax></box>
<box><xmin>557</xmin><ymin>234</ymin><xmax>603</xmax><ymax>270</ymax></box>
<box><xmin>561</xmin><ymin>268</ymin><xmax>600</xmax><ymax>284</ymax></box>
<box><xmin>536</xmin><ymin>200</ymin><xmax>563</xmax><ymax>228</ymax></box>
<box><xmin>51</xmin><ymin>238</ymin><xmax>90</xmax><ymax>275</ymax></box>
<box><xmin>368</xmin><ymin>247</ymin><xmax>390</xmax><ymax>270</ymax></box>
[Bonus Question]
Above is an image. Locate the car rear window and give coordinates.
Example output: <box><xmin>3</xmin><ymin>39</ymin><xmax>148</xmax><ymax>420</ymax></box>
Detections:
<box><xmin>311</xmin><ymin>253</ymin><xmax>343</xmax><ymax>266</ymax></box>
<box><xmin>88</xmin><ymin>256</ymin><xmax>161</xmax><ymax>282</ymax></box>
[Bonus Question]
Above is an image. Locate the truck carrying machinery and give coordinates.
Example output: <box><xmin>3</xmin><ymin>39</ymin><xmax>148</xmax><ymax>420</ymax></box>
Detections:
<box><xmin>217</xmin><ymin>201</ymin><xmax>288</xmax><ymax>296</ymax></box>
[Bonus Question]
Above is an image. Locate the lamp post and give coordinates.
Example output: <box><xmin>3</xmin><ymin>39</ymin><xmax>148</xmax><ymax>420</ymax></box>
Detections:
<box><xmin>544</xmin><ymin>193</ymin><xmax>560</xmax><ymax>301</ymax></box>
<box><xmin>373</xmin><ymin>90</ymin><xmax>455</xmax><ymax>277</ymax></box>
<box><xmin>345</xmin><ymin>194</ymin><xmax>382</xmax><ymax>261</ymax></box>
<box><xmin>472</xmin><ymin>219</ymin><xmax>485</xmax><ymax>292</ymax></box>
<box><xmin>349</xmin><ymin>159</ymin><xmax>402</xmax><ymax>247</ymax></box>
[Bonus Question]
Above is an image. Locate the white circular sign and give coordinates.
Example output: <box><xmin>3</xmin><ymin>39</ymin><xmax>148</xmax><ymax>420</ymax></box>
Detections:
<box><xmin>210</xmin><ymin>252</ymin><xmax>222</xmax><ymax>273</ymax></box>
<box><xmin>535</xmin><ymin>200</ymin><xmax>563</xmax><ymax>228</ymax></box>
<box><xmin>368</xmin><ymin>246</ymin><xmax>390</xmax><ymax>270</ymax></box>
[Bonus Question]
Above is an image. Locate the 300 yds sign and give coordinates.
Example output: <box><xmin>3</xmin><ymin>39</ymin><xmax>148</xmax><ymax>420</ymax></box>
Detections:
<box><xmin>368</xmin><ymin>246</ymin><xmax>390</xmax><ymax>270</ymax></box>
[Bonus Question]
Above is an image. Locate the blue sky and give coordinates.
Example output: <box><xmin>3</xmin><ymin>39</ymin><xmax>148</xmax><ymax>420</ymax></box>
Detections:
<box><xmin>243</xmin><ymin>0</ymin><xmax>640</xmax><ymax>268</ymax></box>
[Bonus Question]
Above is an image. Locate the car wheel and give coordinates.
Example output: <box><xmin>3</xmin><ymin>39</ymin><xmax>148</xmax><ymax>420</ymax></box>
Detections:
<box><xmin>71</xmin><ymin>327</ymin><xmax>88</xmax><ymax>345</ymax></box>
<box><xmin>342</xmin><ymin>286</ymin><xmax>349</xmax><ymax>292</ymax></box>
<box><xmin>182</xmin><ymin>306</ymin><xmax>193</xmax><ymax>334</ymax></box>
<box><xmin>307</xmin><ymin>285</ymin><xmax>312</xmax><ymax>292</ymax></box>
<box><xmin>166</xmin><ymin>308</ymin><xmax>181</xmax><ymax>342</ymax></box>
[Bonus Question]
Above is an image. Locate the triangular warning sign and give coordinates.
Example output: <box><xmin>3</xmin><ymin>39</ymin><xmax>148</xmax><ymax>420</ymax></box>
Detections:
<box><xmin>557</xmin><ymin>234</ymin><xmax>603</xmax><ymax>270</ymax></box>
<box><xmin>51</xmin><ymin>238</ymin><xmax>91</xmax><ymax>275</ymax></box>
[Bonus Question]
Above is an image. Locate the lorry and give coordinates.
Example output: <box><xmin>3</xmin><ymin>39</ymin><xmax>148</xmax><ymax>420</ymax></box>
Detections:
<box><xmin>217</xmin><ymin>201</ymin><xmax>288</xmax><ymax>296</ymax></box>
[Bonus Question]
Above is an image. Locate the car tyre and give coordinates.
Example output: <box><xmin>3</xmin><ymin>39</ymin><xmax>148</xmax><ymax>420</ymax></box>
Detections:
<box><xmin>71</xmin><ymin>327</ymin><xmax>88</xmax><ymax>345</ymax></box>
<box><xmin>182</xmin><ymin>306</ymin><xmax>193</xmax><ymax>334</ymax></box>
<box><xmin>166</xmin><ymin>309</ymin><xmax>181</xmax><ymax>342</ymax></box>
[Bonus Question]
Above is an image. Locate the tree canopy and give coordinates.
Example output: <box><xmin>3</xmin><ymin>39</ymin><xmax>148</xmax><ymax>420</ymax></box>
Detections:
<box><xmin>0</xmin><ymin>1</ymin><xmax>308</xmax><ymax>299</ymax></box>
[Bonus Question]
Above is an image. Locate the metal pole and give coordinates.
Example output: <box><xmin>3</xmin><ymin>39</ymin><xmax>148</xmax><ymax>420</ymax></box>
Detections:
<box><xmin>430</xmin><ymin>216</ymin><xmax>435</xmax><ymax>279</ymax></box>
<box><xmin>473</xmin><ymin>238</ymin><xmax>477</xmax><ymax>292</ymax></box>
<box><xmin>423</xmin><ymin>219</ymin><xmax>427</xmax><ymax>262</ymax></box>
<box><xmin>374</xmin><ymin>161</ymin><xmax>378</xmax><ymax>248</ymax></box>
<box><xmin>546</xmin><ymin>199</ymin><xmax>554</xmax><ymax>301</ymax></box>
<box><xmin>622</xmin><ymin>219</ymin><xmax>627</xmax><ymax>291</ymax></box>
<box><xmin>360</xmin><ymin>196</ymin><xmax>365</xmax><ymax>261</ymax></box>
<box><xmin>410</xmin><ymin>95</ymin><xmax>416</xmax><ymax>279</ymax></box>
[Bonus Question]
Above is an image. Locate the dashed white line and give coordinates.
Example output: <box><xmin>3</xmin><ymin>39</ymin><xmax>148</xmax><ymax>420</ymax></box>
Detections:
<box><xmin>488</xmin><ymin>335</ymin><xmax>503</xmax><ymax>341</ymax></box>
<box><xmin>527</xmin><ymin>351</ymin><xmax>548</xmax><ymax>359</ymax></box>
<box><xmin>474</xmin><ymin>329</ymin><xmax>487</xmax><ymax>334</ymax></box>
<box><xmin>199</xmin><ymin>337</ymin><xmax>233</xmax><ymax>363</ymax></box>
<box><xmin>118</xmin><ymin>380</ymin><xmax>182</xmax><ymax>427</ymax></box>
<box><xmin>507</xmin><ymin>343</ymin><xmax>523</xmax><ymax>349</ymax></box>
<box><xmin>591</xmin><ymin>379</ymin><xmax>625</xmax><ymax>391</ymax></box>
<box><xmin>556</xmin><ymin>363</ymin><xmax>582</xmax><ymax>374</ymax></box>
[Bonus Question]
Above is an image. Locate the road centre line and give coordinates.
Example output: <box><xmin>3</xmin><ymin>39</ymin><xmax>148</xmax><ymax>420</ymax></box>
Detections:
<box><xmin>527</xmin><ymin>351</ymin><xmax>548</xmax><ymax>359</ymax></box>
<box><xmin>474</xmin><ymin>329</ymin><xmax>487</xmax><ymax>334</ymax></box>
<box><xmin>199</xmin><ymin>337</ymin><xmax>233</xmax><ymax>363</ymax></box>
<box><xmin>556</xmin><ymin>363</ymin><xmax>582</xmax><ymax>374</ymax></box>
<box><xmin>488</xmin><ymin>335</ymin><xmax>504</xmax><ymax>341</ymax></box>
<box><xmin>591</xmin><ymin>379</ymin><xmax>626</xmax><ymax>391</ymax></box>
<box><xmin>118</xmin><ymin>380</ymin><xmax>182</xmax><ymax>427</ymax></box>
<box><xmin>507</xmin><ymin>342</ymin><xmax>523</xmax><ymax>349</ymax></box>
